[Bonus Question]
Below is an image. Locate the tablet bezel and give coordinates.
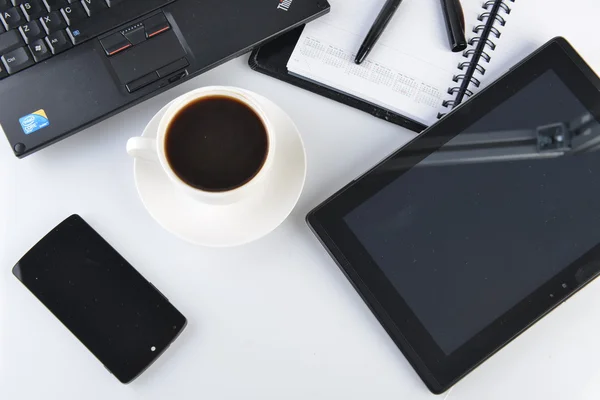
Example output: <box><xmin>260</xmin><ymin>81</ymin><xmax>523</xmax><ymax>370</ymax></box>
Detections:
<box><xmin>307</xmin><ymin>37</ymin><xmax>600</xmax><ymax>394</ymax></box>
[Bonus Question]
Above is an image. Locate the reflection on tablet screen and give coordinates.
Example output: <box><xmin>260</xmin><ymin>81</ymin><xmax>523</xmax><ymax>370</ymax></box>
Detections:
<box><xmin>344</xmin><ymin>70</ymin><xmax>600</xmax><ymax>354</ymax></box>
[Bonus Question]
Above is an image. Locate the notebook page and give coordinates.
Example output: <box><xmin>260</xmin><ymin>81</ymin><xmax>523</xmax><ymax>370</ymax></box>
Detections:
<box><xmin>287</xmin><ymin>0</ymin><xmax>483</xmax><ymax>125</ymax></box>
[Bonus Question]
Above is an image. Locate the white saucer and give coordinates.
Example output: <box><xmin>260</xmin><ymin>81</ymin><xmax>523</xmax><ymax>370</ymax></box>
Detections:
<box><xmin>133</xmin><ymin>92</ymin><xmax>306</xmax><ymax>247</ymax></box>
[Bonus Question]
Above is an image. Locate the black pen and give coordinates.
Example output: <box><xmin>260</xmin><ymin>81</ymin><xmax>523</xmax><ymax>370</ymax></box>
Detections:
<box><xmin>354</xmin><ymin>0</ymin><xmax>404</xmax><ymax>65</ymax></box>
<box><xmin>440</xmin><ymin>0</ymin><xmax>467</xmax><ymax>52</ymax></box>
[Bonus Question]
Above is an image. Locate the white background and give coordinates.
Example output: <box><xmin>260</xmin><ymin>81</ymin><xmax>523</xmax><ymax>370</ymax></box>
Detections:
<box><xmin>2</xmin><ymin>13</ymin><xmax>600</xmax><ymax>400</ymax></box>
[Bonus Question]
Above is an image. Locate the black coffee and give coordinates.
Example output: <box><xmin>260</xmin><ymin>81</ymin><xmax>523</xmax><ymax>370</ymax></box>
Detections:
<box><xmin>165</xmin><ymin>96</ymin><xmax>269</xmax><ymax>192</ymax></box>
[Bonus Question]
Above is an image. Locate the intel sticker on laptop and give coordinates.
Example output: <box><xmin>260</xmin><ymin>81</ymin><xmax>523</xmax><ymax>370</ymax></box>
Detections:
<box><xmin>19</xmin><ymin>110</ymin><xmax>50</xmax><ymax>135</ymax></box>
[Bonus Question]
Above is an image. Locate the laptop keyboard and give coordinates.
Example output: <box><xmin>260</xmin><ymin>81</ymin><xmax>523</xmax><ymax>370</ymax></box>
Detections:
<box><xmin>0</xmin><ymin>0</ymin><xmax>175</xmax><ymax>79</ymax></box>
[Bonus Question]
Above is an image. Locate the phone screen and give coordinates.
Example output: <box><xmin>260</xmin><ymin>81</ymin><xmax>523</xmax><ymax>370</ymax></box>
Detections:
<box><xmin>12</xmin><ymin>215</ymin><xmax>186</xmax><ymax>383</ymax></box>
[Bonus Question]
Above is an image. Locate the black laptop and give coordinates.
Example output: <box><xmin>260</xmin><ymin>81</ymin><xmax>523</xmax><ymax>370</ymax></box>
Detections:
<box><xmin>0</xmin><ymin>0</ymin><xmax>329</xmax><ymax>158</ymax></box>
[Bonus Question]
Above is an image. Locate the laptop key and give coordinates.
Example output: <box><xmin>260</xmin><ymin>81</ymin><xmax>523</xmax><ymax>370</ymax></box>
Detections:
<box><xmin>65</xmin><ymin>25</ymin><xmax>82</xmax><ymax>44</ymax></box>
<box><xmin>0</xmin><ymin>59</ymin><xmax>7</xmax><ymax>78</ymax></box>
<box><xmin>20</xmin><ymin>0</ymin><xmax>46</xmax><ymax>21</ymax></box>
<box><xmin>28</xmin><ymin>37</ymin><xmax>50</xmax><ymax>61</ymax></box>
<box><xmin>43</xmin><ymin>0</ymin><xmax>68</xmax><ymax>11</ymax></box>
<box><xmin>0</xmin><ymin>0</ymin><xmax>10</xmax><ymax>12</ymax></box>
<box><xmin>1</xmin><ymin>7</ymin><xmax>25</xmax><ymax>29</ymax></box>
<box><xmin>40</xmin><ymin>10</ymin><xmax>65</xmax><ymax>34</ymax></box>
<box><xmin>45</xmin><ymin>28</ymin><xmax>71</xmax><ymax>53</ymax></box>
<box><xmin>105</xmin><ymin>0</ymin><xmax>125</xmax><ymax>7</ymax></box>
<box><xmin>19</xmin><ymin>19</ymin><xmax>44</xmax><ymax>43</ymax></box>
<box><xmin>0</xmin><ymin>29</ymin><xmax>24</xmax><ymax>54</ymax></box>
<box><xmin>80</xmin><ymin>0</ymin><xmax>107</xmax><ymax>16</ymax></box>
<box><xmin>60</xmin><ymin>2</ymin><xmax>86</xmax><ymax>25</ymax></box>
<box><xmin>1</xmin><ymin>46</ymin><xmax>34</xmax><ymax>74</ymax></box>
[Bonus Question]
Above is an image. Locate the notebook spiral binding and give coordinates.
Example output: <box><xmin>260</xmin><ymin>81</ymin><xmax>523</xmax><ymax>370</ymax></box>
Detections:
<box><xmin>438</xmin><ymin>0</ymin><xmax>516</xmax><ymax>118</ymax></box>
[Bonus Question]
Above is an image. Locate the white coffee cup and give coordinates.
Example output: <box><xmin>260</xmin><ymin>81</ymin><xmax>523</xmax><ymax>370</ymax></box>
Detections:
<box><xmin>127</xmin><ymin>87</ymin><xmax>276</xmax><ymax>206</ymax></box>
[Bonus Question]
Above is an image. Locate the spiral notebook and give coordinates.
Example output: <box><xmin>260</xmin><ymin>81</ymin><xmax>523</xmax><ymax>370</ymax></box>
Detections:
<box><xmin>286</xmin><ymin>0</ymin><xmax>517</xmax><ymax>127</ymax></box>
<box><xmin>249</xmin><ymin>0</ymin><xmax>517</xmax><ymax>132</ymax></box>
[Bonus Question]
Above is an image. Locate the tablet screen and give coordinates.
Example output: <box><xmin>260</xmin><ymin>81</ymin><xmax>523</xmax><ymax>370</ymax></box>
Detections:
<box><xmin>344</xmin><ymin>69</ymin><xmax>600</xmax><ymax>355</ymax></box>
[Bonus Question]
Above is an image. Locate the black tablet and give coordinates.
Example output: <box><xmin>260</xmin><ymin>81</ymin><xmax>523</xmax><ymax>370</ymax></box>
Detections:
<box><xmin>307</xmin><ymin>37</ymin><xmax>600</xmax><ymax>394</ymax></box>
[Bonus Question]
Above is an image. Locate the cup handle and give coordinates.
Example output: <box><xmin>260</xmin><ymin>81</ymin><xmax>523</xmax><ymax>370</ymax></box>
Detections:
<box><xmin>127</xmin><ymin>137</ymin><xmax>159</xmax><ymax>162</ymax></box>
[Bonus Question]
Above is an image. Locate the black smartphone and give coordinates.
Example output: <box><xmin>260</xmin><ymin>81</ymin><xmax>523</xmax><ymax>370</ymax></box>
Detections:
<box><xmin>12</xmin><ymin>215</ymin><xmax>187</xmax><ymax>383</ymax></box>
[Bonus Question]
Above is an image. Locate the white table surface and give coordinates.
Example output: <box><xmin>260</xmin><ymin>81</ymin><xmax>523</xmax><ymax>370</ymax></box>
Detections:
<box><xmin>2</xmin><ymin>39</ymin><xmax>600</xmax><ymax>400</ymax></box>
